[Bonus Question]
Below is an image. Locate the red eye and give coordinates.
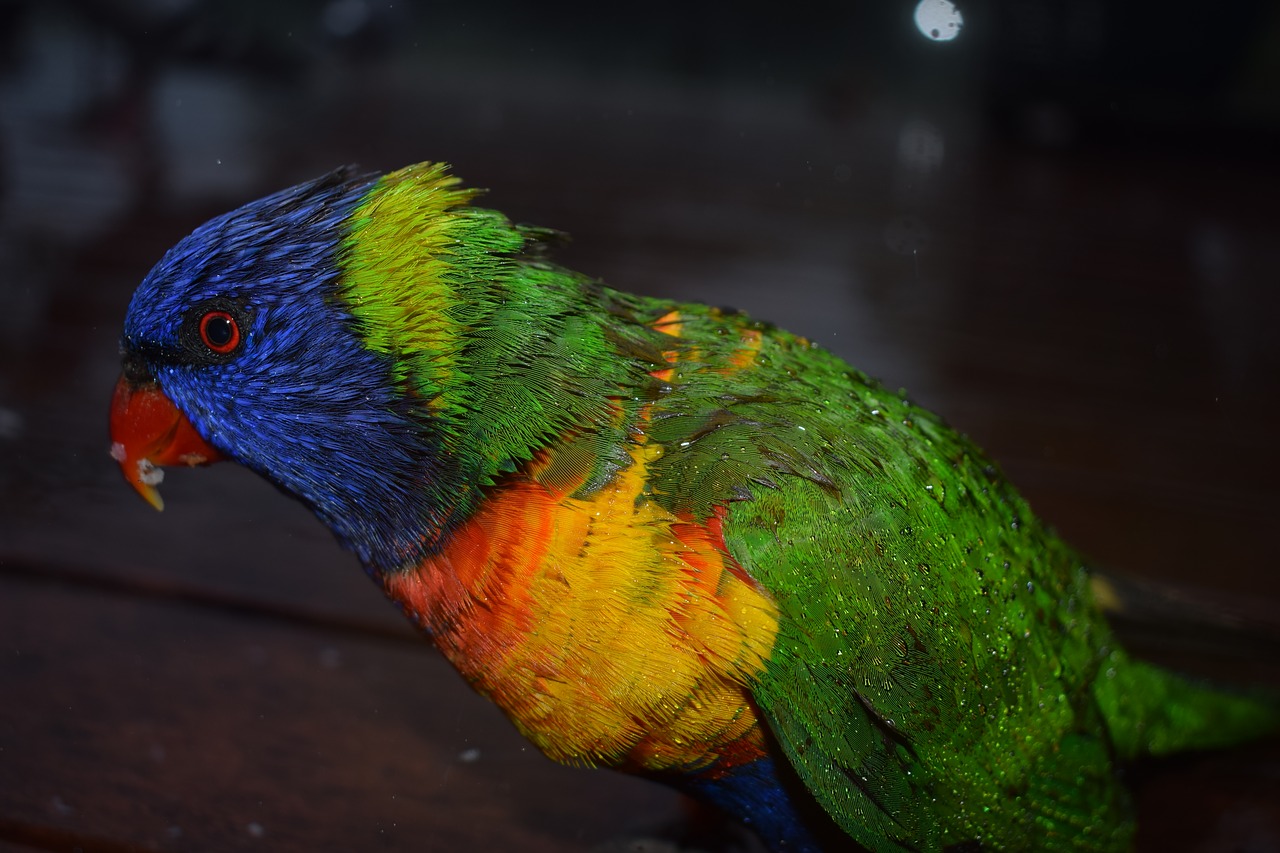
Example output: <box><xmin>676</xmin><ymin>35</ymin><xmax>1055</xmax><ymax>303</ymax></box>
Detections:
<box><xmin>199</xmin><ymin>310</ymin><xmax>241</xmax><ymax>354</ymax></box>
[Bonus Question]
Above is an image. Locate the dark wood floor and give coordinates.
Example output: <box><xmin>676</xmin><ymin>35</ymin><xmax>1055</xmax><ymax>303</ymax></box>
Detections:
<box><xmin>2</xmin><ymin>9</ymin><xmax>1279</xmax><ymax>850</ymax></box>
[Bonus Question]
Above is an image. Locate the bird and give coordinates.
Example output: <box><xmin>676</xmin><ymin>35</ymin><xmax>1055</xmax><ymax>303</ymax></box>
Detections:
<box><xmin>110</xmin><ymin>162</ymin><xmax>1277</xmax><ymax>852</ymax></box>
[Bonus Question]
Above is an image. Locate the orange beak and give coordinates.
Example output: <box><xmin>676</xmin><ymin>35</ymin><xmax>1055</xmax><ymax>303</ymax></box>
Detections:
<box><xmin>109</xmin><ymin>375</ymin><xmax>224</xmax><ymax>511</ymax></box>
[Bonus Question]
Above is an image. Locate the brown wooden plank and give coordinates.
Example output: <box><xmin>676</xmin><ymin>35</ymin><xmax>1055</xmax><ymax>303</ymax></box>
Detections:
<box><xmin>0</xmin><ymin>577</ymin><xmax>682</xmax><ymax>852</ymax></box>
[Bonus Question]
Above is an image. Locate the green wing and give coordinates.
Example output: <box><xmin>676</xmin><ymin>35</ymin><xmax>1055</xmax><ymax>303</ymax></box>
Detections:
<box><xmin>639</xmin><ymin>305</ymin><xmax>1135</xmax><ymax>851</ymax></box>
<box><xmin>723</xmin><ymin>462</ymin><xmax>1133</xmax><ymax>852</ymax></box>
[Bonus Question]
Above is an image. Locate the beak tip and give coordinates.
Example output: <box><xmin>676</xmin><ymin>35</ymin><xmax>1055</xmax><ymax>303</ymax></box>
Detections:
<box><xmin>109</xmin><ymin>442</ymin><xmax>167</xmax><ymax>511</ymax></box>
<box><xmin>135</xmin><ymin>458</ymin><xmax>166</xmax><ymax>512</ymax></box>
<box><xmin>142</xmin><ymin>488</ymin><xmax>166</xmax><ymax>513</ymax></box>
<box><xmin>111</xmin><ymin>373</ymin><xmax>220</xmax><ymax>512</ymax></box>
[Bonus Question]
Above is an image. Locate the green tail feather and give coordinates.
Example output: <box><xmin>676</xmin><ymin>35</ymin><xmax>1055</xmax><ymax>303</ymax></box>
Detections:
<box><xmin>1096</xmin><ymin>651</ymin><xmax>1280</xmax><ymax>759</ymax></box>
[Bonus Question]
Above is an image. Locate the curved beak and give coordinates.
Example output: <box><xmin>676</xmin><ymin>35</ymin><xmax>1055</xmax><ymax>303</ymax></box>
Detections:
<box><xmin>109</xmin><ymin>374</ymin><xmax>223</xmax><ymax>511</ymax></box>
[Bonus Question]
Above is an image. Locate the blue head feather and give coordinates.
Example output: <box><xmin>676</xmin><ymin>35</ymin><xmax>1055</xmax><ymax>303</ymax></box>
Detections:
<box><xmin>121</xmin><ymin>168</ymin><xmax>457</xmax><ymax>574</ymax></box>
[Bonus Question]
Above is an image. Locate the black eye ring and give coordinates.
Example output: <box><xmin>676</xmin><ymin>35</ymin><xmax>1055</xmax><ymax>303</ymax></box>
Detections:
<box><xmin>182</xmin><ymin>298</ymin><xmax>250</xmax><ymax>364</ymax></box>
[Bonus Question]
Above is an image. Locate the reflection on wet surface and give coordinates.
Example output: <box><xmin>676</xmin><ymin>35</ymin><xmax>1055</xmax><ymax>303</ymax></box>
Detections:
<box><xmin>2</xmin><ymin>2</ymin><xmax>1278</xmax><ymax>850</ymax></box>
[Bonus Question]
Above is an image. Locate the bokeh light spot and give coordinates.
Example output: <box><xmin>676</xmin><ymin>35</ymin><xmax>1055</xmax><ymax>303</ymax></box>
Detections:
<box><xmin>914</xmin><ymin>0</ymin><xmax>963</xmax><ymax>42</ymax></box>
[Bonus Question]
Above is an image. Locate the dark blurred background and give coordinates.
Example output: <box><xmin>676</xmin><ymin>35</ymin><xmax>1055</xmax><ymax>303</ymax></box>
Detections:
<box><xmin>2</xmin><ymin>1</ymin><xmax>1279</xmax><ymax>851</ymax></box>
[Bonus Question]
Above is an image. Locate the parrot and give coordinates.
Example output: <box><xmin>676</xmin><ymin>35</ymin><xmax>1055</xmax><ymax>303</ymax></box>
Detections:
<box><xmin>109</xmin><ymin>162</ymin><xmax>1277</xmax><ymax>852</ymax></box>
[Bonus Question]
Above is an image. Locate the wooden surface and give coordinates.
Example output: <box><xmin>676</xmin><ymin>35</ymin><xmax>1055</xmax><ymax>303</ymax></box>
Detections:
<box><xmin>1</xmin><ymin>563</ymin><xmax>682</xmax><ymax>852</ymax></box>
<box><xmin>2</xmin><ymin>5</ymin><xmax>1279</xmax><ymax>850</ymax></box>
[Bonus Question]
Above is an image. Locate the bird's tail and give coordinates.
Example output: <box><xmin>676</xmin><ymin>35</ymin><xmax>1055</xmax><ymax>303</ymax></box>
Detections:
<box><xmin>1094</xmin><ymin>652</ymin><xmax>1279</xmax><ymax>760</ymax></box>
<box><xmin>1089</xmin><ymin>570</ymin><xmax>1280</xmax><ymax>758</ymax></box>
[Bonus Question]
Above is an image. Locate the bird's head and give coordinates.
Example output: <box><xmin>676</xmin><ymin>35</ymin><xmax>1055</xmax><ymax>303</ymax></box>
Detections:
<box><xmin>112</xmin><ymin>167</ymin><xmax>372</xmax><ymax>507</ymax></box>
<box><xmin>110</xmin><ymin>163</ymin><xmax>489</xmax><ymax>567</ymax></box>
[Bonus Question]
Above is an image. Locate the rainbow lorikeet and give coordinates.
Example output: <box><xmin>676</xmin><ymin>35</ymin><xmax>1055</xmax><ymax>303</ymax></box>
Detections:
<box><xmin>110</xmin><ymin>163</ymin><xmax>1276</xmax><ymax>852</ymax></box>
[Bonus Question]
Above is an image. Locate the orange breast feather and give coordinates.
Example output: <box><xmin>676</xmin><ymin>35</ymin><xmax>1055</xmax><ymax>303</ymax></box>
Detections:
<box><xmin>382</xmin><ymin>440</ymin><xmax>782</xmax><ymax>775</ymax></box>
